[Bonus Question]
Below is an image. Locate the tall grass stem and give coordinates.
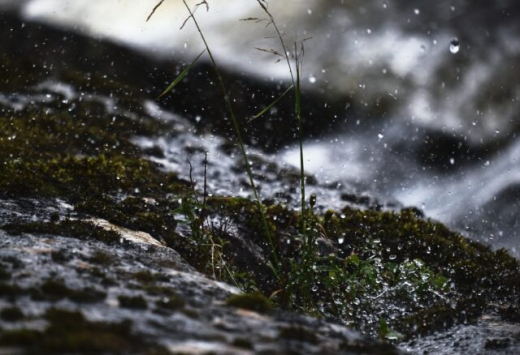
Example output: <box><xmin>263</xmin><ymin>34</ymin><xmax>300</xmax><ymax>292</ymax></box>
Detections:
<box><xmin>182</xmin><ymin>0</ymin><xmax>279</xmax><ymax>272</ymax></box>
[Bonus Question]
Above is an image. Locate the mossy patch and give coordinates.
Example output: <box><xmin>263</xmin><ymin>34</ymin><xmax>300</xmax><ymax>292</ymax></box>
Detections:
<box><xmin>226</xmin><ymin>292</ymin><xmax>273</xmax><ymax>314</ymax></box>
<box><xmin>155</xmin><ymin>296</ymin><xmax>185</xmax><ymax>311</ymax></box>
<box><xmin>118</xmin><ymin>295</ymin><xmax>148</xmax><ymax>310</ymax></box>
<box><xmin>1</xmin><ymin>219</ymin><xmax>120</xmax><ymax>245</ymax></box>
<box><xmin>51</xmin><ymin>249</ymin><xmax>72</xmax><ymax>263</ymax></box>
<box><xmin>30</xmin><ymin>279</ymin><xmax>106</xmax><ymax>304</ymax></box>
<box><xmin>0</xmin><ymin>307</ymin><xmax>25</xmax><ymax>322</ymax></box>
<box><xmin>75</xmin><ymin>196</ymin><xmax>180</xmax><ymax>247</ymax></box>
<box><xmin>88</xmin><ymin>250</ymin><xmax>116</xmax><ymax>266</ymax></box>
<box><xmin>0</xmin><ymin>283</ymin><xmax>24</xmax><ymax>300</ymax></box>
<box><xmin>0</xmin><ymin>155</ymin><xmax>189</xmax><ymax>201</ymax></box>
<box><xmin>278</xmin><ymin>326</ymin><xmax>318</xmax><ymax>344</ymax></box>
<box><xmin>232</xmin><ymin>337</ymin><xmax>253</xmax><ymax>350</ymax></box>
<box><xmin>0</xmin><ymin>308</ymin><xmax>168</xmax><ymax>354</ymax></box>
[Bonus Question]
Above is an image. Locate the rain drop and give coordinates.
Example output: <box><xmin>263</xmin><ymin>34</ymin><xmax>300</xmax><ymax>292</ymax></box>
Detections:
<box><xmin>449</xmin><ymin>38</ymin><xmax>460</xmax><ymax>54</ymax></box>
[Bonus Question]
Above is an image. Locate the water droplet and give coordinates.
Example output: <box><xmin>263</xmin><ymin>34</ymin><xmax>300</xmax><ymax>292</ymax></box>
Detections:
<box><xmin>309</xmin><ymin>76</ymin><xmax>316</xmax><ymax>84</ymax></box>
<box><xmin>366</xmin><ymin>29</ymin><xmax>372</xmax><ymax>34</ymax></box>
<box><xmin>414</xmin><ymin>9</ymin><xmax>420</xmax><ymax>15</ymax></box>
<box><xmin>449</xmin><ymin>158</ymin><xmax>455</xmax><ymax>165</ymax></box>
<box><xmin>338</xmin><ymin>237</ymin><xmax>345</xmax><ymax>244</ymax></box>
<box><xmin>378</xmin><ymin>133</ymin><xmax>384</xmax><ymax>139</ymax></box>
<box><xmin>389</xmin><ymin>254</ymin><xmax>397</xmax><ymax>260</ymax></box>
<box><xmin>449</xmin><ymin>38</ymin><xmax>460</xmax><ymax>54</ymax></box>
<box><xmin>307</xmin><ymin>9</ymin><xmax>312</xmax><ymax>15</ymax></box>
<box><xmin>195</xmin><ymin>115</ymin><xmax>201</xmax><ymax>122</ymax></box>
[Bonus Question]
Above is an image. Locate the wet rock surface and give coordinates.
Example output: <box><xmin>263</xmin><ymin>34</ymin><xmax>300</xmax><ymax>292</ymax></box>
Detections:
<box><xmin>0</xmin><ymin>200</ymin><xmax>400</xmax><ymax>354</ymax></box>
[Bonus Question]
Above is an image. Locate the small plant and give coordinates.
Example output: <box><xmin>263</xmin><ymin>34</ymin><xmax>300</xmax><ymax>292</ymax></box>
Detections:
<box><xmin>145</xmin><ymin>1</ymin><xmax>455</xmax><ymax>339</ymax></box>
<box><xmin>148</xmin><ymin>0</ymin><xmax>279</xmax><ymax>275</ymax></box>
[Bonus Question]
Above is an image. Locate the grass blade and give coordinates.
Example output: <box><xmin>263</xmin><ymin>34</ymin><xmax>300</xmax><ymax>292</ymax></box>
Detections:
<box><xmin>248</xmin><ymin>85</ymin><xmax>293</xmax><ymax>122</ymax></box>
<box><xmin>157</xmin><ymin>50</ymin><xmax>206</xmax><ymax>99</ymax></box>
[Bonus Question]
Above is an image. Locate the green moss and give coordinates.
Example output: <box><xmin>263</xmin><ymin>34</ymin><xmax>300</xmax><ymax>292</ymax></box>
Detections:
<box><xmin>118</xmin><ymin>295</ymin><xmax>148</xmax><ymax>310</ymax></box>
<box><xmin>0</xmin><ymin>307</ymin><xmax>25</xmax><ymax>322</ymax></box>
<box><xmin>0</xmin><ymin>265</ymin><xmax>10</xmax><ymax>281</ymax></box>
<box><xmin>232</xmin><ymin>337</ymin><xmax>253</xmax><ymax>350</ymax></box>
<box><xmin>278</xmin><ymin>327</ymin><xmax>318</xmax><ymax>344</ymax></box>
<box><xmin>0</xmin><ymin>155</ymin><xmax>188</xmax><ymax>201</ymax></box>
<box><xmin>37</xmin><ymin>279</ymin><xmax>72</xmax><ymax>301</ymax></box>
<box><xmin>132</xmin><ymin>271</ymin><xmax>157</xmax><ymax>284</ymax></box>
<box><xmin>323</xmin><ymin>208</ymin><xmax>520</xmax><ymax>295</ymax></box>
<box><xmin>68</xmin><ymin>287</ymin><xmax>107</xmax><ymax>304</ymax></box>
<box><xmin>0</xmin><ymin>308</ymin><xmax>168</xmax><ymax>353</ymax></box>
<box><xmin>226</xmin><ymin>292</ymin><xmax>273</xmax><ymax>314</ymax></box>
<box><xmin>88</xmin><ymin>250</ymin><xmax>115</xmax><ymax>266</ymax></box>
<box><xmin>142</xmin><ymin>285</ymin><xmax>178</xmax><ymax>297</ymax></box>
<box><xmin>51</xmin><ymin>250</ymin><xmax>71</xmax><ymax>263</ymax></box>
<box><xmin>75</xmin><ymin>196</ymin><xmax>180</xmax><ymax>244</ymax></box>
<box><xmin>0</xmin><ymin>283</ymin><xmax>24</xmax><ymax>299</ymax></box>
<box><xmin>30</xmin><ymin>279</ymin><xmax>105</xmax><ymax>304</ymax></box>
<box><xmin>0</xmin><ymin>329</ymin><xmax>42</xmax><ymax>347</ymax></box>
<box><xmin>155</xmin><ymin>296</ymin><xmax>185</xmax><ymax>311</ymax></box>
<box><xmin>2</xmin><ymin>220</ymin><xmax>120</xmax><ymax>245</ymax></box>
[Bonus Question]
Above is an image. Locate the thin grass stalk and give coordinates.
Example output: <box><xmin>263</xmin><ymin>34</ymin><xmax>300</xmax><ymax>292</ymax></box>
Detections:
<box><xmin>255</xmin><ymin>0</ymin><xmax>295</xmax><ymax>86</ymax></box>
<box><xmin>182</xmin><ymin>0</ymin><xmax>279</xmax><ymax>272</ymax></box>
<box><xmin>294</xmin><ymin>46</ymin><xmax>306</xmax><ymax>235</ymax></box>
<box><xmin>255</xmin><ymin>1</ymin><xmax>306</xmax><ymax>234</ymax></box>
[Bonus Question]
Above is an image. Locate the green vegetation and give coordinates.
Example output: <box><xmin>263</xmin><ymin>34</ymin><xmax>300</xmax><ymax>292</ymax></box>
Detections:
<box><xmin>155</xmin><ymin>296</ymin><xmax>185</xmax><ymax>311</ymax></box>
<box><xmin>0</xmin><ymin>307</ymin><xmax>25</xmax><ymax>322</ymax></box>
<box><xmin>3</xmin><ymin>220</ymin><xmax>120</xmax><ymax>245</ymax></box>
<box><xmin>118</xmin><ymin>295</ymin><xmax>148</xmax><ymax>309</ymax></box>
<box><xmin>278</xmin><ymin>326</ymin><xmax>319</xmax><ymax>344</ymax></box>
<box><xmin>226</xmin><ymin>292</ymin><xmax>274</xmax><ymax>314</ymax></box>
<box><xmin>0</xmin><ymin>308</ymin><xmax>168</xmax><ymax>354</ymax></box>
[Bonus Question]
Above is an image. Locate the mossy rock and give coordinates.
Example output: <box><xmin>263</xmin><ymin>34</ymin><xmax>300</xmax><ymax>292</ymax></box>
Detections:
<box><xmin>2</xmin><ymin>220</ymin><xmax>120</xmax><ymax>245</ymax></box>
<box><xmin>226</xmin><ymin>292</ymin><xmax>273</xmax><ymax>314</ymax></box>
<box><xmin>0</xmin><ymin>308</ymin><xmax>169</xmax><ymax>354</ymax></box>
<box><xmin>118</xmin><ymin>295</ymin><xmax>148</xmax><ymax>310</ymax></box>
<box><xmin>0</xmin><ymin>307</ymin><xmax>25</xmax><ymax>322</ymax></box>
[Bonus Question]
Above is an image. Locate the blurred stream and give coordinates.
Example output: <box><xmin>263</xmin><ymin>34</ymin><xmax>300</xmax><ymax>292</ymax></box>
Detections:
<box><xmin>3</xmin><ymin>0</ymin><xmax>520</xmax><ymax>255</ymax></box>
